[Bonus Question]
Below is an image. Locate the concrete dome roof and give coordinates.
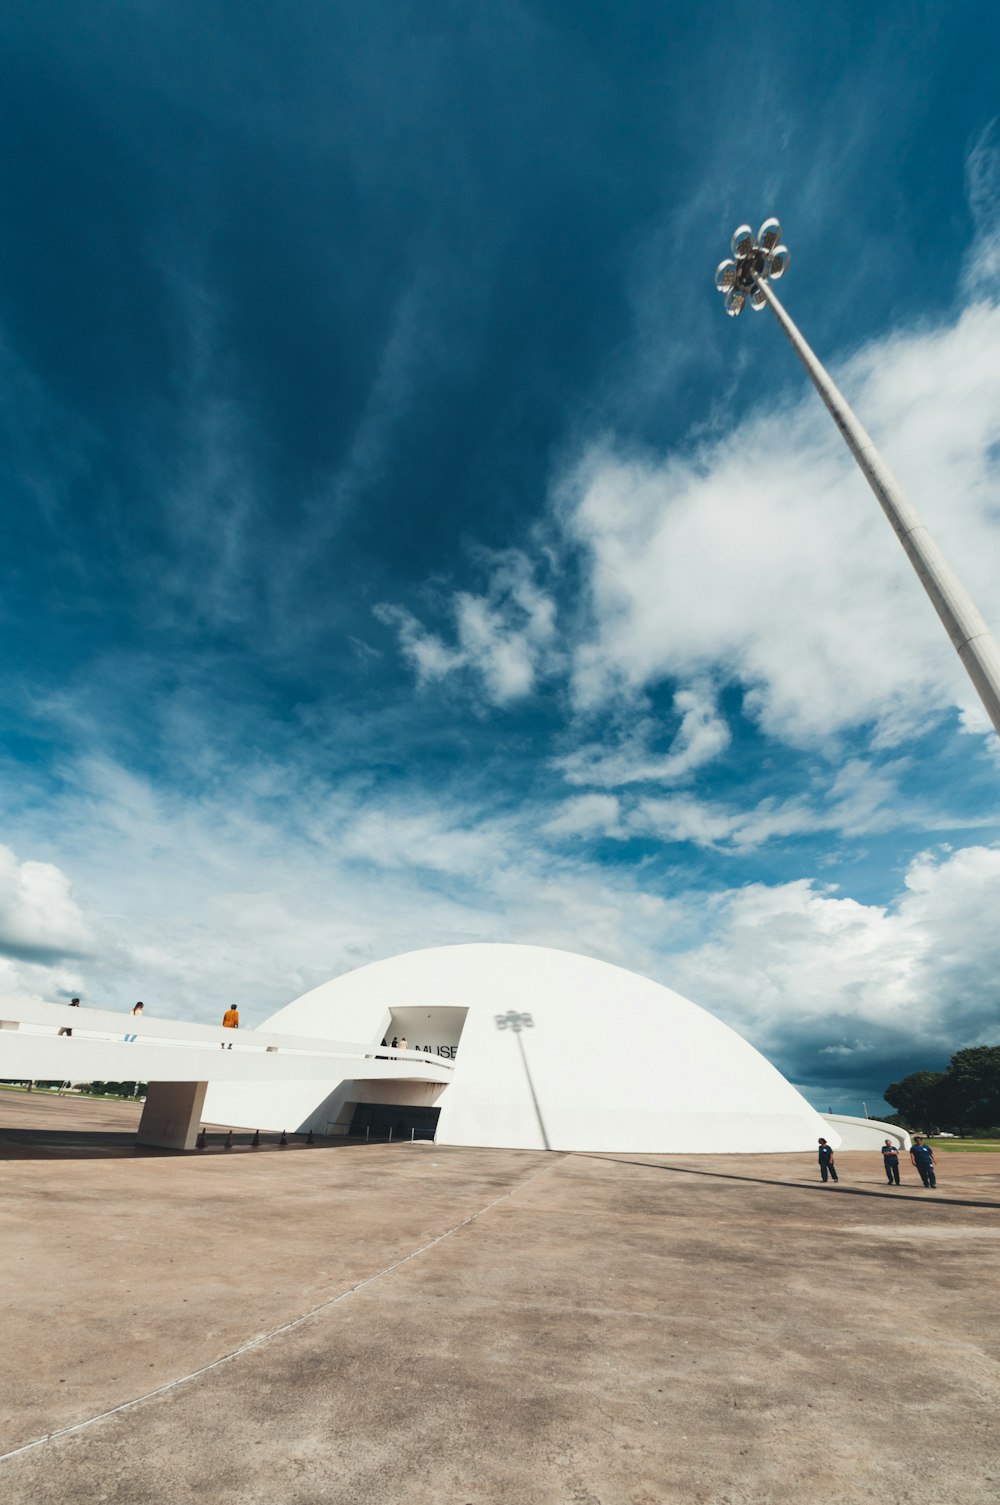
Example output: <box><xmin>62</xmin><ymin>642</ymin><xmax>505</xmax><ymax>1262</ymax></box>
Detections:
<box><xmin>205</xmin><ymin>943</ymin><xmax>834</xmax><ymax>1153</ymax></box>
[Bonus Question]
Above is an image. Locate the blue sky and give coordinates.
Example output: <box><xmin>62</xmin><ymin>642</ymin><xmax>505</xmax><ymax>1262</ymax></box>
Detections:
<box><xmin>2</xmin><ymin>1</ymin><xmax>1000</xmax><ymax>1113</ymax></box>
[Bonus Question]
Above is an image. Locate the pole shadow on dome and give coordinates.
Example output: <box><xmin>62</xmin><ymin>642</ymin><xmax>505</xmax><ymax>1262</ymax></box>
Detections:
<box><xmin>495</xmin><ymin>1009</ymin><xmax>550</xmax><ymax>1151</ymax></box>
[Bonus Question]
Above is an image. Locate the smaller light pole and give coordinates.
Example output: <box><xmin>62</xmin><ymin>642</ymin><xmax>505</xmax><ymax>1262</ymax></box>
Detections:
<box><xmin>715</xmin><ymin>220</ymin><xmax>1000</xmax><ymax>738</ymax></box>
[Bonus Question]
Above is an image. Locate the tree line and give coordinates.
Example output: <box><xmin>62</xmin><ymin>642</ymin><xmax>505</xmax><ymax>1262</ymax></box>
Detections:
<box><xmin>1</xmin><ymin>1080</ymin><xmax>147</xmax><ymax>1098</ymax></box>
<box><xmin>885</xmin><ymin>1045</ymin><xmax>1000</xmax><ymax>1134</ymax></box>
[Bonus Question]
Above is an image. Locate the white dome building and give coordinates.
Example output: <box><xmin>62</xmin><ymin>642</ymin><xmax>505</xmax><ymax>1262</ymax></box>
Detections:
<box><xmin>204</xmin><ymin>943</ymin><xmax>835</xmax><ymax>1152</ymax></box>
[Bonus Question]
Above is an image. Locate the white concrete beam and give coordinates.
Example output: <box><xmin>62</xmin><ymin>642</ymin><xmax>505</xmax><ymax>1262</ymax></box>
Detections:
<box><xmin>2</xmin><ymin>999</ymin><xmax>448</xmax><ymax>1064</ymax></box>
<box><xmin>0</xmin><ymin>1030</ymin><xmax>452</xmax><ymax>1086</ymax></box>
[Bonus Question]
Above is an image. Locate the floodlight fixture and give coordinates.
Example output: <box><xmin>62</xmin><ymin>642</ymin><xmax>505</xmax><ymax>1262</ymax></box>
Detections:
<box><xmin>715</xmin><ymin>259</ymin><xmax>737</xmax><ymax>292</ymax></box>
<box><xmin>713</xmin><ymin>220</ymin><xmax>790</xmax><ymax>318</ymax></box>
<box><xmin>711</xmin><ymin>216</ymin><xmax>1000</xmax><ymax>738</ymax></box>
<box><xmin>767</xmin><ymin>246</ymin><xmax>789</xmax><ymax>279</ymax></box>
<box><xmin>731</xmin><ymin>224</ymin><xmax>755</xmax><ymax>259</ymax></box>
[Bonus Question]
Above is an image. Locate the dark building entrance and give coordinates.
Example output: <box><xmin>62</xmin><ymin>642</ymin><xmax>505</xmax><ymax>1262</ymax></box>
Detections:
<box><xmin>349</xmin><ymin>1102</ymin><xmax>441</xmax><ymax>1141</ymax></box>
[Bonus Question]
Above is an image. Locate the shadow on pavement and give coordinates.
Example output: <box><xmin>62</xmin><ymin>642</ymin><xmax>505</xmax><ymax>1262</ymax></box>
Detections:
<box><xmin>587</xmin><ymin>1154</ymin><xmax>1000</xmax><ymax>1210</ymax></box>
<box><xmin>0</xmin><ymin>1129</ymin><xmax>369</xmax><ymax>1161</ymax></box>
<box><xmin>0</xmin><ymin>1129</ymin><xmax>174</xmax><ymax>1160</ymax></box>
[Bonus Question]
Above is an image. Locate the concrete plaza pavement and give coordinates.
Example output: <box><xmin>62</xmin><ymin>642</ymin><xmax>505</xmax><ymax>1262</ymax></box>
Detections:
<box><xmin>1</xmin><ymin>1091</ymin><xmax>999</xmax><ymax>1505</ymax></box>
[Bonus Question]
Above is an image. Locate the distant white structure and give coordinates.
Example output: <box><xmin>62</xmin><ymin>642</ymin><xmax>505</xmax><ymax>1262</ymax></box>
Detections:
<box><xmin>204</xmin><ymin>943</ymin><xmax>838</xmax><ymax>1153</ymax></box>
<box><xmin>822</xmin><ymin>1113</ymin><xmax>910</xmax><ymax>1151</ymax></box>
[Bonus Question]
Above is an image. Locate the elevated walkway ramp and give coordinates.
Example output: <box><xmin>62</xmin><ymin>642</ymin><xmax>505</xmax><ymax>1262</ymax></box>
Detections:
<box><xmin>1</xmin><ymin>1001</ymin><xmax>452</xmax><ymax>1150</ymax></box>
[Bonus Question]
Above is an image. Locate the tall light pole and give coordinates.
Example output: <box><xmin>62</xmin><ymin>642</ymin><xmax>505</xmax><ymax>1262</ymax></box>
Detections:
<box><xmin>714</xmin><ymin>219</ymin><xmax>1000</xmax><ymax>738</ymax></box>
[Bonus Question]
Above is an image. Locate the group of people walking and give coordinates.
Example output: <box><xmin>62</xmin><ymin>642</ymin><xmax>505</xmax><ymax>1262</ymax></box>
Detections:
<box><xmin>126</xmin><ymin>999</ymin><xmax>241</xmax><ymax>1047</ymax></box>
<box><xmin>59</xmin><ymin>997</ymin><xmax>243</xmax><ymax>1046</ymax></box>
<box><xmin>817</xmin><ymin>1136</ymin><xmax>937</xmax><ymax>1188</ymax></box>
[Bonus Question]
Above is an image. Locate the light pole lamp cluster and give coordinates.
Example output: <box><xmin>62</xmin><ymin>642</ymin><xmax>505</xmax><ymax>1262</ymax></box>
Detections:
<box><xmin>714</xmin><ymin>218</ymin><xmax>789</xmax><ymax>316</ymax></box>
<box><xmin>714</xmin><ymin>218</ymin><xmax>1000</xmax><ymax>739</ymax></box>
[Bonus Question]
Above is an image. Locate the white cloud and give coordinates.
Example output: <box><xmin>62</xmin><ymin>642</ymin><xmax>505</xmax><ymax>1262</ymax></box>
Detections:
<box><xmin>375</xmin><ymin>133</ymin><xmax>1000</xmax><ymax>763</ymax></box>
<box><xmin>0</xmin><ymin>954</ymin><xmax>88</xmax><ymax>1014</ymax></box>
<box><xmin>542</xmin><ymin>794</ymin><xmax>622</xmax><ymax>840</ymax></box>
<box><xmin>555</xmin><ymin>682</ymin><xmax>730</xmax><ymax>788</ymax></box>
<box><xmin>629</xmin><ymin>757</ymin><xmax>908</xmax><ymax>852</ymax></box>
<box><xmin>375</xmin><ymin>548</ymin><xmax>559</xmax><ymax>704</ymax></box>
<box><xmin>372</xmin><ymin>603</ymin><xmax>465</xmax><ymax>683</ymax></box>
<box><xmin>537</xmin><ymin>755</ymin><xmax>968</xmax><ymax>857</ymax></box>
<box><xmin>2</xmin><ymin>742</ymin><xmax>998</xmax><ymax>1108</ymax></box>
<box><xmin>667</xmin><ymin>843</ymin><xmax>1000</xmax><ymax>1080</ymax></box>
<box><xmin>0</xmin><ymin>845</ymin><xmax>93</xmax><ymax>961</ymax></box>
<box><xmin>963</xmin><ymin>118</ymin><xmax>1000</xmax><ymax>296</ymax></box>
<box><xmin>558</xmin><ymin>289</ymin><xmax>1000</xmax><ymax>743</ymax></box>
<box><xmin>336</xmin><ymin>804</ymin><xmax>514</xmax><ymax>877</ymax></box>
<box><xmin>453</xmin><ymin>592</ymin><xmax>537</xmax><ymax>701</ymax></box>
<box><xmin>0</xmin><ymin>752</ymin><xmax>672</xmax><ymax>1025</ymax></box>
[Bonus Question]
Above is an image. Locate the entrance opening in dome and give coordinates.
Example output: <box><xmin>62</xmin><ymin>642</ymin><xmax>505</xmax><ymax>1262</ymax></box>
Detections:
<box><xmin>348</xmin><ymin>1101</ymin><xmax>440</xmax><ymax>1141</ymax></box>
<box><xmin>383</xmin><ymin>1004</ymin><xmax>467</xmax><ymax>1061</ymax></box>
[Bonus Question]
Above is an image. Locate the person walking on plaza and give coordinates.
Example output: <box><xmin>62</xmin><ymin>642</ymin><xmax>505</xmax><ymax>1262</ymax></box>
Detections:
<box><xmin>910</xmin><ymin>1136</ymin><xmax>937</xmax><ymax>1188</ymax></box>
<box><xmin>881</xmin><ymin>1139</ymin><xmax>901</xmax><ymax>1185</ymax></box>
<box><xmin>817</xmin><ymin>1137</ymin><xmax>838</xmax><ymax>1183</ymax></box>
<box><xmin>58</xmin><ymin>997</ymin><xmax>80</xmax><ymax>1037</ymax></box>
<box><xmin>124</xmin><ymin>1001</ymin><xmax>144</xmax><ymax>1042</ymax></box>
<box><xmin>221</xmin><ymin>1004</ymin><xmax>239</xmax><ymax>1048</ymax></box>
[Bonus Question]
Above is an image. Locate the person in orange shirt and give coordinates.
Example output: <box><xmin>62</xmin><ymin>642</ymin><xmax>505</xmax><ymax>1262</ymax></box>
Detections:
<box><xmin>221</xmin><ymin>1005</ymin><xmax>239</xmax><ymax>1049</ymax></box>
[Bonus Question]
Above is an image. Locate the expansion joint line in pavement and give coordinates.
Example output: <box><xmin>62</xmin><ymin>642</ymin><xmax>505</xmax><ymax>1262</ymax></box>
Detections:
<box><xmin>0</xmin><ymin>1153</ymin><xmax>566</xmax><ymax>1465</ymax></box>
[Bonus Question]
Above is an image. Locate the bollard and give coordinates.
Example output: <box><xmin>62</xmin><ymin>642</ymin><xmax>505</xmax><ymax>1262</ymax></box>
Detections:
<box><xmin>410</xmin><ymin>1128</ymin><xmax>415</xmax><ymax>1143</ymax></box>
<box><xmin>366</xmin><ymin>1125</ymin><xmax>370</xmax><ymax>1142</ymax></box>
<box><xmin>388</xmin><ymin>1126</ymin><xmax>393</xmax><ymax>1142</ymax></box>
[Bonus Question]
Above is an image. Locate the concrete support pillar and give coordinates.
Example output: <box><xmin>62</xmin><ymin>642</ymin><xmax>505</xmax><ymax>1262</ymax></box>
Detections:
<box><xmin>137</xmin><ymin>1080</ymin><xmax>208</xmax><ymax>1151</ymax></box>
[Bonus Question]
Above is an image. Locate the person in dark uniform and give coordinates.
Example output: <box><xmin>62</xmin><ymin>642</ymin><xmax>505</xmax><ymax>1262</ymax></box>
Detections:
<box><xmin>817</xmin><ymin>1137</ymin><xmax>838</xmax><ymax>1183</ymax></box>
<box><xmin>910</xmin><ymin>1137</ymin><xmax>937</xmax><ymax>1188</ymax></box>
<box><xmin>881</xmin><ymin>1139</ymin><xmax>901</xmax><ymax>1185</ymax></box>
